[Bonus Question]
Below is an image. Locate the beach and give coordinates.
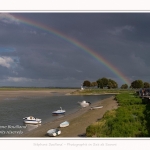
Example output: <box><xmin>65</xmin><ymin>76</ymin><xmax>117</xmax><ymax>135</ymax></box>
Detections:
<box><xmin>0</xmin><ymin>89</ymin><xmax>76</xmax><ymax>101</ymax></box>
<box><xmin>0</xmin><ymin>89</ymin><xmax>118</xmax><ymax>137</ymax></box>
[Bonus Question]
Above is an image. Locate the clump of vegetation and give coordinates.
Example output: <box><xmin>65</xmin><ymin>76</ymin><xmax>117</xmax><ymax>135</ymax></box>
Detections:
<box><xmin>83</xmin><ymin>77</ymin><xmax>118</xmax><ymax>89</ymax></box>
<box><xmin>74</xmin><ymin>88</ymin><xmax>135</xmax><ymax>95</ymax></box>
<box><xmin>120</xmin><ymin>84</ymin><xmax>128</xmax><ymax>89</ymax></box>
<box><xmin>131</xmin><ymin>80</ymin><xmax>150</xmax><ymax>88</ymax></box>
<box><xmin>115</xmin><ymin>92</ymin><xmax>142</xmax><ymax>106</ymax></box>
<box><xmin>86</xmin><ymin>92</ymin><xmax>150</xmax><ymax>137</ymax></box>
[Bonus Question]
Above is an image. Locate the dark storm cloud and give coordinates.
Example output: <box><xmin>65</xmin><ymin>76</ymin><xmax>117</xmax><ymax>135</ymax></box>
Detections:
<box><xmin>0</xmin><ymin>13</ymin><xmax>150</xmax><ymax>87</ymax></box>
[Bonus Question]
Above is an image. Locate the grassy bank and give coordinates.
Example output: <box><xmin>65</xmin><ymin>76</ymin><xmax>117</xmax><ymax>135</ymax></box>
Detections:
<box><xmin>0</xmin><ymin>87</ymin><xmax>137</xmax><ymax>94</ymax></box>
<box><xmin>71</xmin><ymin>88</ymin><xmax>136</xmax><ymax>95</ymax></box>
<box><xmin>86</xmin><ymin>92</ymin><xmax>150</xmax><ymax>137</ymax></box>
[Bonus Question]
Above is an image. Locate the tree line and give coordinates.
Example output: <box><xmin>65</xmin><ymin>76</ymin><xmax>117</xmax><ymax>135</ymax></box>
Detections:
<box><xmin>130</xmin><ymin>80</ymin><xmax>150</xmax><ymax>89</ymax></box>
<box><xmin>83</xmin><ymin>77</ymin><xmax>118</xmax><ymax>89</ymax></box>
<box><xmin>83</xmin><ymin>78</ymin><xmax>150</xmax><ymax>89</ymax></box>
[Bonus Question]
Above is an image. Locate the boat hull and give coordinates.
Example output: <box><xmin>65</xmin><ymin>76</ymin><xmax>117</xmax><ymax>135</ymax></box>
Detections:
<box><xmin>23</xmin><ymin>120</ymin><xmax>41</xmax><ymax>124</ymax></box>
<box><xmin>90</xmin><ymin>106</ymin><xmax>103</xmax><ymax>110</ymax></box>
<box><xmin>23</xmin><ymin>116</ymin><xmax>41</xmax><ymax>124</ymax></box>
<box><xmin>52</xmin><ymin>112</ymin><xmax>65</xmax><ymax>115</ymax></box>
<box><xmin>47</xmin><ymin>129</ymin><xmax>61</xmax><ymax>137</ymax></box>
<box><xmin>60</xmin><ymin>121</ymin><xmax>69</xmax><ymax>127</ymax></box>
<box><xmin>78</xmin><ymin>101</ymin><xmax>91</xmax><ymax>108</ymax></box>
<box><xmin>52</xmin><ymin>109</ymin><xmax>66</xmax><ymax>115</ymax></box>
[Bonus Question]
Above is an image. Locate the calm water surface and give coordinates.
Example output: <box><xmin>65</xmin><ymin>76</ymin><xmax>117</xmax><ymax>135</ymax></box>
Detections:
<box><xmin>0</xmin><ymin>94</ymin><xmax>114</xmax><ymax>137</ymax></box>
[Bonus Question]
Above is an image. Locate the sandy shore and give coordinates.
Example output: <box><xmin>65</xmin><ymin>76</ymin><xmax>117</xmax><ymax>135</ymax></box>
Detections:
<box><xmin>0</xmin><ymin>89</ymin><xmax>77</xmax><ymax>100</ymax></box>
<box><xmin>18</xmin><ymin>95</ymin><xmax>118</xmax><ymax>138</ymax></box>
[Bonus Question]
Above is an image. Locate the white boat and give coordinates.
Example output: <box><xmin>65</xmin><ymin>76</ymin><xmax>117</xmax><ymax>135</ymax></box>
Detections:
<box><xmin>23</xmin><ymin>116</ymin><xmax>42</xmax><ymax>124</ymax></box>
<box><xmin>90</xmin><ymin>106</ymin><xmax>103</xmax><ymax>110</ymax></box>
<box><xmin>52</xmin><ymin>107</ymin><xmax>66</xmax><ymax>115</ymax></box>
<box><xmin>47</xmin><ymin>128</ymin><xmax>61</xmax><ymax>137</ymax></box>
<box><xmin>78</xmin><ymin>100</ymin><xmax>91</xmax><ymax>108</ymax></box>
<box><xmin>60</xmin><ymin>121</ymin><xmax>69</xmax><ymax>127</ymax></box>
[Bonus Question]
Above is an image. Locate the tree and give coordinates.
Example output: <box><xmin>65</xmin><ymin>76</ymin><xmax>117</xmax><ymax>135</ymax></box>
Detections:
<box><xmin>107</xmin><ymin>81</ymin><xmax>113</xmax><ymax>89</ymax></box>
<box><xmin>101</xmin><ymin>77</ymin><xmax>109</xmax><ymax>87</ymax></box>
<box><xmin>144</xmin><ymin>82</ymin><xmax>150</xmax><ymax>88</ymax></box>
<box><xmin>91</xmin><ymin>82</ymin><xmax>98</xmax><ymax>87</ymax></box>
<box><xmin>97</xmin><ymin>77</ymin><xmax>118</xmax><ymax>89</ymax></box>
<box><xmin>121</xmin><ymin>84</ymin><xmax>128</xmax><ymax>89</ymax></box>
<box><xmin>131</xmin><ymin>80</ymin><xmax>144</xmax><ymax>89</ymax></box>
<box><xmin>83</xmin><ymin>80</ymin><xmax>91</xmax><ymax>87</ymax></box>
<box><xmin>97</xmin><ymin>77</ymin><xmax>109</xmax><ymax>88</ymax></box>
<box><xmin>96</xmin><ymin>77</ymin><xmax>108</xmax><ymax>88</ymax></box>
<box><xmin>97</xmin><ymin>79</ymin><xmax>104</xmax><ymax>88</ymax></box>
<box><xmin>107</xmin><ymin>79</ymin><xmax>118</xmax><ymax>89</ymax></box>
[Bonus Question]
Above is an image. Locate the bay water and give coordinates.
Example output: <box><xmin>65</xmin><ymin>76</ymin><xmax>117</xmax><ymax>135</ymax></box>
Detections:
<box><xmin>0</xmin><ymin>94</ymin><xmax>114</xmax><ymax>137</ymax></box>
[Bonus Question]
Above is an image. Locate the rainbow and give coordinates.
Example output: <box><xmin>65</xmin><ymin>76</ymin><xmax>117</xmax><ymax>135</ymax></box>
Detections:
<box><xmin>12</xmin><ymin>14</ymin><xmax>130</xmax><ymax>85</ymax></box>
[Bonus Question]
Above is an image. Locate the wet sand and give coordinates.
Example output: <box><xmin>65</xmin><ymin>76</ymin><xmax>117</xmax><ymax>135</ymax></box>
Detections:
<box><xmin>0</xmin><ymin>89</ymin><xmax>77</xmax><ymax>100</ymax></box>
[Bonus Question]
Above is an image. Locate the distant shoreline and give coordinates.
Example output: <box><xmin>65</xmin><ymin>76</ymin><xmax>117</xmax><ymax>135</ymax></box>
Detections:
<box><xmin>0</xmin><ymin>88</ymin><xmax>121</xmax><ymax>101</ymax></box>
<box><xmin>0</xmin><ymin>89</ymin><xmax>77</xmax><ymax>101</ymax></box>
<box><xmin>0</xmin><ymin>87</ymin><xmax>79</xmax><ymax>90</ymax></box>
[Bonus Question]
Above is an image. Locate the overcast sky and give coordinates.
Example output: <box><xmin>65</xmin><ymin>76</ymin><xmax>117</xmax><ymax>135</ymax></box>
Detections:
<box><xmin>0</xmin><ymin>13</ymin><xmax>150</xmax><ymax>87</ymax></box>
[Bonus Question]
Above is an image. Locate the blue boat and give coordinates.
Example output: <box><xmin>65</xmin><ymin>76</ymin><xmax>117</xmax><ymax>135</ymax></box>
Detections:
<box><xmin>52</xmin><ymin>107</ymin><xmax>66</xmax><ymax>115</ymax></box>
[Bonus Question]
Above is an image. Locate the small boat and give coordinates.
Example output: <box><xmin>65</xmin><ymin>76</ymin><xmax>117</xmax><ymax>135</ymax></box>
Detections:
<box><xmin>90</xmin><ymin>106</ymin><xmax>103</xmax><ymax>110</ymax></box>
<box><xmin>47</xmin><ymin>128</ymin><xmax>61</xmax><ymax>137</ymax></box>
<box><xmin>23</xmin><ymin>116</ymin><xmax>42</xmax><ymax>124</ymax></box>
<box><xmin>52</xmin><ymin>107</ymin><xmax>66</xmax><ymax>115</ymax></box>
<box><xmin>78</xmin><ymin>100</ymin><xmax>91</xmax><ymax>108</ymax></box>
<box><xmin>60</xmin><ymin>121</ymin><xmax>69</xmax><ymax>128</ymax></box>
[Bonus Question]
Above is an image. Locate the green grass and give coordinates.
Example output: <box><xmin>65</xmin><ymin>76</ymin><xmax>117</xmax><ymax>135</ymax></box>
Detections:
<box><xmin>86</xmin><ymin>92</ymin><xmax>150</xmax><ymax>137</ymax></box>
<box><xmin>72</xmin><ymin>88</ymin><xmax>136</xmax><ymax>95</ymax></box>
<box><xmin>115</xmin><ymin>92</ymin><xmax>142</xmax><ymax>106</ymax></box>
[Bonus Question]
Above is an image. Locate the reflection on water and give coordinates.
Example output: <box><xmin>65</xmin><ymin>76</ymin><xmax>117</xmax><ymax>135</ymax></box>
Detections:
<box><xmin>25</xmin><ymin>124</ymin><xmax>41</xmax><ymax>131</ymax></box>
<box><xmin>52</xmin><ymin>114</ymin><xmax>65</xmax><ymax>120</ymax></box>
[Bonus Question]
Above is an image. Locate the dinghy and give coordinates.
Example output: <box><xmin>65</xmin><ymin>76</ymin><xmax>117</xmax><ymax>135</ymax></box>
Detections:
<box><xmin>60</xmin><ymin>121</ymin><xmax>69</xmax><ymax>127</ymax></box>
<box><xmin>47</xmin><ymin>128</ymin><xmax>61</xmax><ymax>137</ymax></box>
<box><xmin>90</xmin><ymin>106</ymin><xmax>103</xmax><ymax>110</ymax></box>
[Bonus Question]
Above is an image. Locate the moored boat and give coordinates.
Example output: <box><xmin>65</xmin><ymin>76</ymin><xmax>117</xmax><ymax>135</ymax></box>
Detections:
<box><xmin>60</xmin><ymin>121</ymin><xmax>69</xmax><ymax>127</ymax></box>
<box><xmin>23</xmin><ymin>116</ymin><xmax>42</xmax><ymax>124</ymax></box>
<box><xmin>47</xmin><ymin>128</ymin><xmax>61</xmax><ymax>137</ymax></box>
<box><xmin>52</xmin><ymin>107</ymin><xmax>66</xmax><ymax>115</ymax></box>
<box><xmin>78</xmin><ymin>100</ymin><xmax>91</xmax><ymax>108</ymax></box>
